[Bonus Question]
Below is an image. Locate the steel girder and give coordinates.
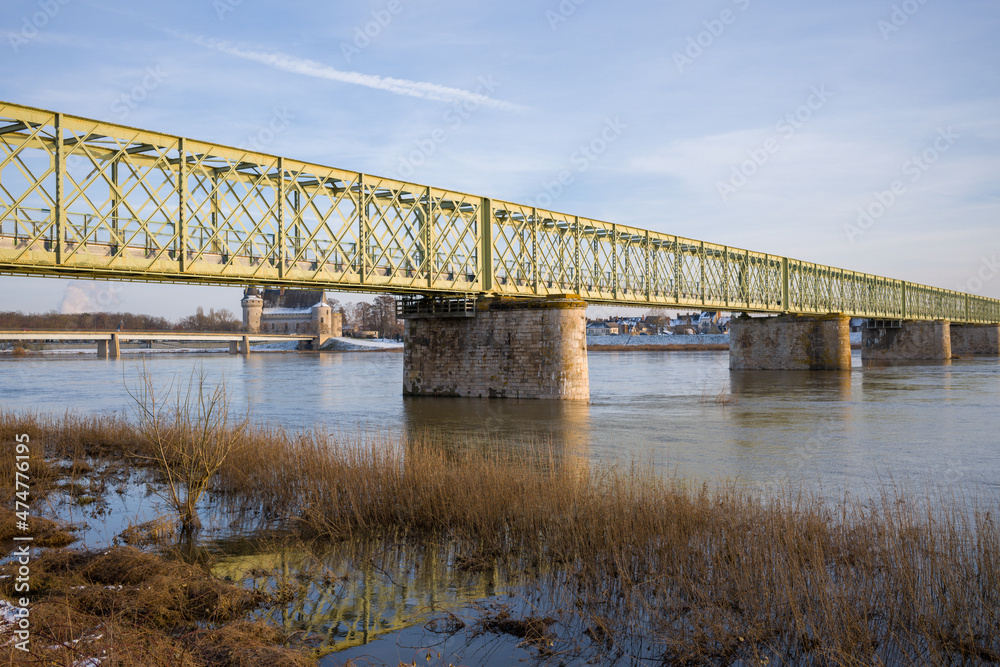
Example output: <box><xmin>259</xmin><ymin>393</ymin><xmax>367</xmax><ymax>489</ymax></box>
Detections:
<box><xmin>1</xmin><ymin>100</ymin><xmax>998</xmax><ymax>323</ymax></box>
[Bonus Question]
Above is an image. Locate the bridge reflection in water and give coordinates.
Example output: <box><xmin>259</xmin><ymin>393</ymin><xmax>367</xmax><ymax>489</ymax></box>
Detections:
<box><xmin>211</xmin><ymin>538</ymin><xmax>542</xmax><ymax>661</ymax></box>
<box><xmin>727</xmin><ymin>368</ymin><xmax>854</xmax><ymax>411</ymax></box>
<box><xmin>403</xmin><ymin>396</ymin><xmax>591</xmax><ymax>475</ymax></box>
<box><xmin>208</xmin><ymin>406</ymin><xmax>590</xmax><ymax>661</ymax></box>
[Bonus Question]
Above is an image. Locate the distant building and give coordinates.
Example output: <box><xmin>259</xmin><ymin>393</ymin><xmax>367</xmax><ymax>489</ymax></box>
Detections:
<box><xmin>586</xmin><ymin>321</ymin><xmax>620</xmax><ymax>336</ymax></box>
<box><xmin>241</xmin><ymin>287</ymin><xmax>342</xmax><ymax>345</ymax></box>
<box><xmin>668</xmin><ymin>311</ymin><xmax>730</xmax><ymax>334</ymax></box>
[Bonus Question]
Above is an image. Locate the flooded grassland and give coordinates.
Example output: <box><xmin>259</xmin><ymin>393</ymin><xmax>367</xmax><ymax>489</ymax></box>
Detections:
<box><xmin>2</xmin><ymin>351</ymin><xmax>1000</xmax><ymax>665</ymax></box>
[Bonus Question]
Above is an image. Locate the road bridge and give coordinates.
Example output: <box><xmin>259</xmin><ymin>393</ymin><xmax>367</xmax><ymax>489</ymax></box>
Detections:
<box><xmin>2</xmin><ymin>101</ymin><xmax>998</xmax><ymax>398</ymax></box>
<box><xmin>0</xmin><ymin>330</ymin><xmax>312</xmax><ymax>357</ymax></box>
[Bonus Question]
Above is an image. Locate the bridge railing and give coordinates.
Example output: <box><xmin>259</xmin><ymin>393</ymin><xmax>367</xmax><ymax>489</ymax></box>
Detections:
<box><xmin>1</xmin><ymin>100</ymin><xmax>999</xmax><ymax>322</ymax></box>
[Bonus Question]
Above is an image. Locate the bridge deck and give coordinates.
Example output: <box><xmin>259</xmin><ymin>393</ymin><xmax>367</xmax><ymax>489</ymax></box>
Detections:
<box><xmin>0</xmin><ymin>330</ymin><xmax>311</xmax><ymax>342</ymax></box>
<box><xmin>1</xmin><ymin>100</ymin><xmax>998</xmax><ymax>323</ymax></box>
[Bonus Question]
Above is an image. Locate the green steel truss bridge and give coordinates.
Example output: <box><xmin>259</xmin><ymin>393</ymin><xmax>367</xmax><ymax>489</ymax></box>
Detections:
<box><xmin>2</xmin><ymin>100</ymin><xmax>998</xmax><ymax>323</ymax></box>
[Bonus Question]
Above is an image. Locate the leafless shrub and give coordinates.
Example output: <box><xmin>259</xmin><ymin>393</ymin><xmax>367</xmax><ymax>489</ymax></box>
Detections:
<box><xmin>125</xmin><ymin>365</ymin><xmax>249</xmax><ymax>534</ymax></box>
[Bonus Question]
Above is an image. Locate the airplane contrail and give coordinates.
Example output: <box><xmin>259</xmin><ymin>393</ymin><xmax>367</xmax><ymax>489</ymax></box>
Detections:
<box><xmin>179</xmin><ymin>33</ymin><xmax>526</xmax><ymax>112</ymax></box>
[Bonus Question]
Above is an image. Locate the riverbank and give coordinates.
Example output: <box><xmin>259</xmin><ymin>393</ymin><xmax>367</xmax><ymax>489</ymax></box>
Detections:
<box><xmin>1</xmin><ymin>336</ymin><xmax>405</xmax><ymax>356</ymax></box>
<box><xmin>589</xmin><ymin>342</ymin><xmax>730</xmax><ymax>351</ymax></box>
<box><xmin>588</xmin><ymin>332</ymin><xmax>865</xmax><ymax>351</ymax></box>
<box><xmin>2</xmin><ymin>405</ymin><xmax>997</xmax><ymax>666</ymax></box>
<box><xmin>587</xmin><ymin>333</ymin><xmax>730</xmax><ymax>349</ymax></box>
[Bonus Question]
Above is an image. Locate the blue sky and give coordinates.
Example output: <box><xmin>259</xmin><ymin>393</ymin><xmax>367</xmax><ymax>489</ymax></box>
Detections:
<box><xmin>2</xmin><ymin>0</ymin><xmax>998</xmax><ymax>318</ymax></box>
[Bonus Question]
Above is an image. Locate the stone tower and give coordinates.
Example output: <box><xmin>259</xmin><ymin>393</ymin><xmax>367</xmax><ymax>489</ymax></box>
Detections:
<box><xmin>311</xmin><ymin>300</ymin><xmax>332</xmax><ymax>345</ymax></box>
<box><xmin>241</xmin><ymin>288</ymin><xmax>263</xmax><ymax>333</ymax></box>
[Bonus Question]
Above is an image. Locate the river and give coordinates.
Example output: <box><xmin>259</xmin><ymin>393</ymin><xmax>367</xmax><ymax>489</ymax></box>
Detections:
<box><xmin>2</xmin><ymin>349</ymin><xmax>998</xmax><ymax>501</ymax></box>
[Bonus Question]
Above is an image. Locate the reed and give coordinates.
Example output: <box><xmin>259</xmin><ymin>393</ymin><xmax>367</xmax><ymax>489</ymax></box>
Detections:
<box><xmin>1</xmin><ymin>406</ymin><xmax>997</xmax><ymax>664</ymax></box>
<box><xmin>219</xmin><ymin>430</ymin><xmax>1000</xmax><ymax>664</ymax></box>
<box><xmin>212</xmin><ymin>427</ymin><xmax>999</xmax><ymax>664</ymax></box>
<box><xmin>0</xmin><ymin>546</ymin><xmax>313</xmax><ymax>666</ymax></box>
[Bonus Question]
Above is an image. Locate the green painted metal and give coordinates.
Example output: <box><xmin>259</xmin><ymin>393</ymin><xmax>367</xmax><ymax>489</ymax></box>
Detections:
<box><xmin>1</xmin><ymin>100</ymin><xmax>998</xmax><ymax>323</ymax></box>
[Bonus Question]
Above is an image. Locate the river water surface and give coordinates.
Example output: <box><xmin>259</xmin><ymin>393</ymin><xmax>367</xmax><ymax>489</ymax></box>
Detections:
<box><xmin>2</xmin><ymin>349</ymin><xmax>998</xmax><ymax>500</ymax></box>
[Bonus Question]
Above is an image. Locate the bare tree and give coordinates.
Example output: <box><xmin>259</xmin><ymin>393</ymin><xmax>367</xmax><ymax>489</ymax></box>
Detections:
<box><xmin>126</xmin><ymin>365</ymin><xmax>249</xmax><ymax>535</ymax></box>
<box><xmin>373</xmin><ymin>294</ymin><xmax>402</xmax><ymax>339</ymax></box>
<box><xmin>176</xmin><ymin>306</ymin><xmax>241</xmax><ymax>332</ymax></box>
<box><xmin>645</xmin><ymin>307</ymin><xmax>672</xmax><ymax>334</ymax></box>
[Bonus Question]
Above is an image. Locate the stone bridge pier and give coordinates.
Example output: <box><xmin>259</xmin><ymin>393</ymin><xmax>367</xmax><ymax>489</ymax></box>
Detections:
<box><xmin>729</xmin><ymin>314</ymin><xmax>852</xmax><ymax>370</ymax></box>
<box><xmin>861</xmin><ymin>320</ymin><xmax>951</xmax><ymax>361</ymax></box>
<box><xmin>950</xmin><ymin>323</ymin><xmax>1000</xmax><ymax>356</ymax></box>
<box><xmin>730</xmin><ymin>315</ymin><xmax>999</xmax><ymax>368</ymax></box>
<box><xmin>400</xmin><ymin>295</ymin><xmax>589</xmax><ymax>400</ymax></box>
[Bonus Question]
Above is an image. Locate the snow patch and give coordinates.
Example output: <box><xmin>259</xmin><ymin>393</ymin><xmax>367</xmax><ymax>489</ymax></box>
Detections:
<box><xmin>322</xmin><ymin>337</ymin><xmax>403</xmax><ymax>351</ymax></box>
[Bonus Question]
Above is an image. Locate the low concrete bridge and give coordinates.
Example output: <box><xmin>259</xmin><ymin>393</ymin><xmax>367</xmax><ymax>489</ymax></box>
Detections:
<box><xmin>2</xmin><ymin>100</ymin><xmax>999</xmax><ymax>400</ymax></box>
<box><xmin>0</xmin><ymin>330</ymin><xmax>313</xmax><ymax>358</ymax></box>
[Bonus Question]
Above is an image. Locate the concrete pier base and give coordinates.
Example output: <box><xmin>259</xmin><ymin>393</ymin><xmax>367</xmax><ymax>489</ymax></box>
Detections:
<box><xmin>229</xmin><ymin>341</ymin><xmax>239</xmax><ymax>354</ymax></box>
<box><xmin>240</xmin><ymin>335</ymin><xmax>251</xmax><ymax>356</ymax></box>
<box><xmin>950</xmin><ymin>323</ymin><xmax>1000</xmax><ymax>356</ymax></box>
<box><xmin>97</xmin><ymin>333</ymin><xmax>121</xmax><ymax>359</ymax></box>
<box><xmin>729</xmin><ymin>314</ymin><xmax>851</xmax><ymax>370</ymax></box>
<box><xmin>862</xmin><ymin>320</ymin><xmax>950</xmax><ymax>361</ymax></box>
<box><xmin>402</xmin><ymin>295</ymin><xmax>589</xmax><ymax>400</ymax></box>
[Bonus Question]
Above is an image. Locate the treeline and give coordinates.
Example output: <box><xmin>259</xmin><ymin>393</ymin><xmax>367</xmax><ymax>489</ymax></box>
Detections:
<box><xmin>0</xmin><ymin>307</ymin><xmax>240</xmax><ymax>332</ymax></box>
<box><xmin>175</xmin><ymin>307</ymin><xmax>241</xmax><ymax>332</ymax></box>
<box><xmin>339</xmin><ymin>295</ymin><xmax>402</xmax><ymax>339</ymax></box>
<box><xmin>0</xmin><ymin>311</ymin><xmax>172</xmax><ymax>331</ymax></box>
<box><xmin>0</xmin><ymin>296</ymin><xmax>404</xmax><ymax>338</ymax></box>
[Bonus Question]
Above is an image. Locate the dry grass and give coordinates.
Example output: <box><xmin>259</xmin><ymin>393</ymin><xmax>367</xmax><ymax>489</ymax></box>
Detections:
<box><xmin>0</xmin><ymin>509</ymin><xmax>76</xmax><ymax>548</ymax></box>
<box><xmin>214</xmin><ymin>430</ymin><xmax>1000</xmax><ymax>665</ymax></box>
<box><xmin>1</xmin><ymin>407</ymin><xmax>998</xmax><ymax>664</ymax></box>
<box><xmin>0</xmin><ymin>419</ymin><xmax>80</xmax><ymax>550</ymax></box>
<box><xmin>0</xmin><ymin>547</ymin><xmax>313</xmax><ymax>666</ymax></box>
<box><xmin>0</xmin><ymin>409</ymin><xmax>146</xmax><ymax>464</ymax></box>
<box><xmin>700</xmin><ymin>383</ymin><xmax>739</xmax><ymax>405</ymax></box>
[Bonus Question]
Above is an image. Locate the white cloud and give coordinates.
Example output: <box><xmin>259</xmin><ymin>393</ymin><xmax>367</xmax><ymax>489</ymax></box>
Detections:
<box><xmin>59</xmin><ymin>283</ymin><xmax>122</xmax><ymax>314</ymax></box>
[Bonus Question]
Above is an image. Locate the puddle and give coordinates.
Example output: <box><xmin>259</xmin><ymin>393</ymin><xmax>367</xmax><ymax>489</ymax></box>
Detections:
<box><xmin>31</xmin><ymin>464</ymin><xmax>566</xmax><ymax>664</ymax></box>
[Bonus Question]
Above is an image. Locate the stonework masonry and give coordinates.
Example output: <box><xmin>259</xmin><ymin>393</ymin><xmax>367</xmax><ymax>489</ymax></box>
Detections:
<box><xmin>729</xmin><ymin>314</ymin><xmax>851</xmax><ymax>370</ymax></box>
<box><xmin>403</xmin><ymin>296</ymin><xmax>589</xmax><ymax>400</ymax></box>
<box><xmin>862</xmin><ymin>320</ymin><xmax>950</xmax><ymax>361</ymax></box>
<box><xmin>241</xmin><ymin>294</ymin><xmax>262</xmax><ymax>332</ymax></box>
<box><xmin>950</xmin><ymin>323</ymin><xmax>1000</xmax><ymax>356</ymax></box>
<box><xmin>241</xmin><ymin>290</ymin><xmax>342</xmax><ymax>347</ymax></box>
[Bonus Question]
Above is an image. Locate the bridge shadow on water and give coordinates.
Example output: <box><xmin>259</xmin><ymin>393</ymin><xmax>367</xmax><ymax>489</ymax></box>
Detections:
<box><xmin>401</xmin><ymin>397</ymin><xmax>591</xmax><ymax>476</ymax></box>
<box><xmin>728</xmin><ymin>368</ymin><xmax>855</xmax><ymax>403</ymax></box>
<box><xmin>860</xmin><ymin>357</ymin><xmax>953</xmax><ymax>369</ymax></box>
